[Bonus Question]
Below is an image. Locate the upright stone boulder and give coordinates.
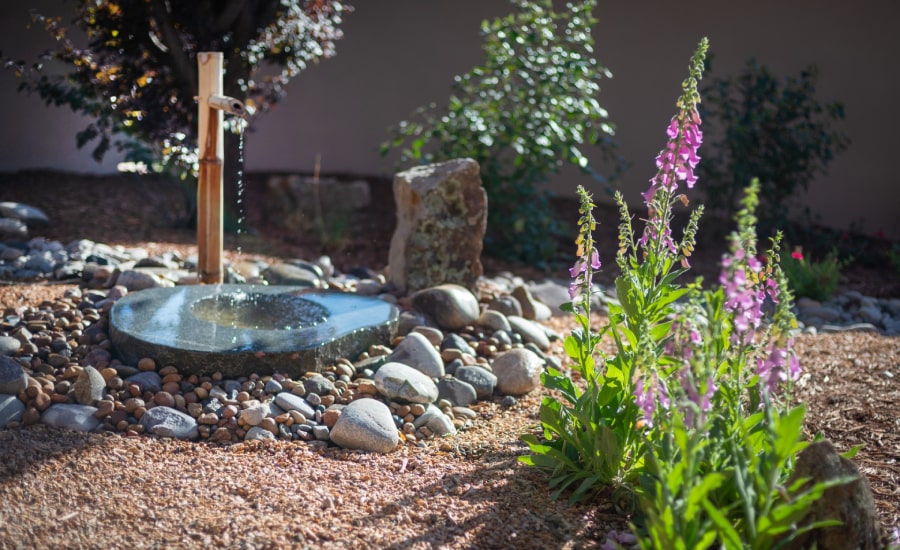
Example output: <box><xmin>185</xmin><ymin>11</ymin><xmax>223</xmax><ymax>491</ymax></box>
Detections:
<box><xmin>784</xmin><ymin>440</ymin><xmax>886</xmax><ymax>549</ymax></box>
<box><xmin>389</xmin><ymin>159</ymin><xmax>487</xmax><ymax>294</ymax></box>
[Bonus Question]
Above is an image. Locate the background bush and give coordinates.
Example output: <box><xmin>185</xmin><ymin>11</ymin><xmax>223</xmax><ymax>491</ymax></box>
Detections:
<box><xmin>383</xmin><ymin>0</ymin><xmax>621</xmax><ymax>267</ymax></box>
<box><xmin>697</xmin><ymin>58</ymin><xmax>849</xmax><ymax>242</ymax></box>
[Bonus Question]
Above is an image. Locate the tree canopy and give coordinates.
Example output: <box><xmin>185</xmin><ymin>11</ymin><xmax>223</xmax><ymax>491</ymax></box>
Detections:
<box><xmin>4</xmin><ymin>0</ymin><xmax>351</xmax><ymax>175</ymax></box>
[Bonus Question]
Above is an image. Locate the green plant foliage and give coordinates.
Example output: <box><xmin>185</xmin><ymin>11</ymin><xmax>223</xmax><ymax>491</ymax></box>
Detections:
<box><xmin>888</xmin><ymin>244</ymin><xmax>900</xmax><ymax>277</ymax></box>
<box><xmin>522</xmin><ymin>39</ymin><xmax>853</xmax><ymax>547</ymax></box>
<box><xmin>780</xmin><ymin>247</ymin><xmax>847</xmax><ymax>301</ymax></box>
<box><xmin>382</xmin><ymin>0</ymin><xmax>621</xmax><ymax>266</ymax></box>
<box><xmin>698</xmin><ymin>58</ymin><xmax>850</xmax><ymax>239</ymax></box>
<box><xmin>521</xmin><ymin>37</ymin><xmax>709</xmax><ymax>503</ymax></box>
<box><xmin>519</xmin><ymin>186</ymin><xmax>639</xmax><ymax>503</ymax></box>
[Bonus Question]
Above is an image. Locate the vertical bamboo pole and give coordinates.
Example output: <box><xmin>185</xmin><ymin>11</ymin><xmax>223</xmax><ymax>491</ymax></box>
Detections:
<box><xmin>197</xmin><ymin>52</ymin><xmax>224</xmax><ymax>284</ymax></box>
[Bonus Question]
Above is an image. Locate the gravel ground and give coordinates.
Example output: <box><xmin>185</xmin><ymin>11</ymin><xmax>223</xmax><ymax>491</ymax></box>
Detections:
<box><xmin>0</xmin><ymin>279</ymin><xmax>896</xmax><ymax>548</ymax></box>
<box><xmin>0</xmin><ymin>172</ymin><xmax>897</xmax><ymax>547</ymax></box>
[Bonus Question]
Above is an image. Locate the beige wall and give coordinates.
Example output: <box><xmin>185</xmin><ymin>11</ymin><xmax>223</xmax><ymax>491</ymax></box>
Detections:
<box><xmin>1</xmin><ymin>1</ymin><xmax>898</xmax><ymax>239</ymax></box>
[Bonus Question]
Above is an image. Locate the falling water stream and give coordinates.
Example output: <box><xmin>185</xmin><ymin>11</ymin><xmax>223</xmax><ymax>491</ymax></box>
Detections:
<box><xmin>234</xmin><ymin>123</ymin><xmax>246</xmax><ymax>259</ymax></box>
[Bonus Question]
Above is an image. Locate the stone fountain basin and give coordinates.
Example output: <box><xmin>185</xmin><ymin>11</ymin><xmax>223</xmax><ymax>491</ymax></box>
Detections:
<box><xmin>109</xmin><ymin>285</ymin><xmax>398</xmax><ymax>378</ymax></box>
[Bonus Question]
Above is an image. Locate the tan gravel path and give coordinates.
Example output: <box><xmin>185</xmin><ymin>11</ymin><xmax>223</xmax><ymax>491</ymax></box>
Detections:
<box><xmin>1</xmin><ymin>281</ymin><xmax>897</xmax><ymax>548</ymax></box>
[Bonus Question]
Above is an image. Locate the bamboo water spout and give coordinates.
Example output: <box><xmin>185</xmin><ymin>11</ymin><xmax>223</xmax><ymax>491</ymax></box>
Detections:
<box><xmin>197</xmin><ymin>51</ymin><xmax>245</xmax><ymax>284</ymax></box>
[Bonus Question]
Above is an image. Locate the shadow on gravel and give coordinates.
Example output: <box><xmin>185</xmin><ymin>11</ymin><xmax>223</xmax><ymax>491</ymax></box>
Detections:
<box><xmin>366</xmin><ymin>441</ymin><xmax>627</xmax><ymax>549</ymax></box>
<box><xmin>0</xmin><ymin>424</ymin><xmax>113</xmax><ymax>481</ymax></box>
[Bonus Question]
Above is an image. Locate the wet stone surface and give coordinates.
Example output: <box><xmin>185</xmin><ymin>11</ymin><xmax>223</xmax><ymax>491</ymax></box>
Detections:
<box><xmin>109</xmin><ymin>285</ymin><xmax>397</xmax><ymax>378</ymax></box>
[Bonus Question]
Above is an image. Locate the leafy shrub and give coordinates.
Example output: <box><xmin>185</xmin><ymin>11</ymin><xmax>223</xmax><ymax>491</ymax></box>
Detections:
<box><xmin>781</xmin><ymin>247</ymin><xmax>846</xmax><ymax>301</ymax></box>
<box><xmin>382</xmin><ymin>0</ymin><xmax>621</xmax><ymax>266</ymax></box>
<box><xmin>521</xmin><ymin>38</ymin><xmax>850</xmax><ymax>547</ymax></box>
<box><xmin>697</xmin><ymin>58</ymin><xmax>849</xmax><ymax>239</ymax></box>
<box><xmin>889</xmin><ymin>244</ymin><xmax>900</xmax><ymax>276</ymax></box>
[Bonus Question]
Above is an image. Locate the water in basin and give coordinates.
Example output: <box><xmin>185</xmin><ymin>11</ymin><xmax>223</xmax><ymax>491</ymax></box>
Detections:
<box><xmin>109</xmin><ymin>285</ymin><xmax>398</xmax><ymax>377</ymax></box>
<box><xmin>190</xmin><ymin>291</ymin><xmax>328</xmax><ymax>330</ymax></box>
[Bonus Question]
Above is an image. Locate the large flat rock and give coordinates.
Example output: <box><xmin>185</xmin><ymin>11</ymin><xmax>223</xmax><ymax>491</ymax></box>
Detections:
<box><xmin>110</xmin><ymin>285</ymin><xmax>397</xmax><ymax>377</ymax></box>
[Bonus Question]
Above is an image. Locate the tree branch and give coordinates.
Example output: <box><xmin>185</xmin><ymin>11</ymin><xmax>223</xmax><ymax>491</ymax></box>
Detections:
<box><xmin>149</xmin><ymin>0</ymin><xmax>196</xmax><ymax>95</ymax></box>
<box><xmin>211</xmin><ymin>0</ymin><xmax>248</xmax><ymax>34</ymax></box>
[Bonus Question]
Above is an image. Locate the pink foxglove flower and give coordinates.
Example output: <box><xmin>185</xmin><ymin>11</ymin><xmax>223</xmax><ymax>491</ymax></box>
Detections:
<box><xmin>634</xmin><ymin>372</ymin><xmax>669</xmax><ymax>428</ymax></box>
<box><xmin>720</xmin><ymin>247</ymin><xmax>766</xmax><ymax>345</ymax></box>
<box><xmin>637</xmin><ymin>104</ymin><xmax>703</xmax><ymax>259</ymax></box>
<box><xmin>757</xmin><ymin>339</ymin><xmax>801</xmax><ymax>393</ymax></box>
<box><xmin>568</xmin><ymin>247</ymin><xmax>601</xmax><ymax>300</ymax></box>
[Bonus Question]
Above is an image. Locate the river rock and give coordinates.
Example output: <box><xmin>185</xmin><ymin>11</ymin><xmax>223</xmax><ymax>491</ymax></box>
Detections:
<box><xmin>820</xmin><ymin>323</ymin><xmax>879</xmax><ymax>334</ymax></box>
<box><xmin>139</xmin><ymin>406</ymin><xmax>199</xmax><ymax>440</ymax></box>
<box><xmin>426</xmin><ymin>411</ymin><xmax>457</xmax><ymax>436</ymax></box>
<box><xmin>397</xmin><ymin>310</ymin><xmax>437</xmax><ymax>336</ymax></box>
<box><xmin>527</xmin><ymin>279</ymin><xmax>573</xmax><ymax>317</ymax></box>
<box><xmin>388</xmin><ymin>332</ymin><xmax>444</xmax><ymax>377</ymax></box>
<box><xmin>885</xmin><ymin>298</ymin><xmax>900</xmax><ymax>317</ymax></box>
<box><xmin>440</xmin><ymin>333</ymin><xmax>476</xmax><ymax>356</ymax></box>
<box><xmin>798</xmin><ymin>305</ymin><xmax>841</xmax><ymax>324</ymax></box>
<box><xmin>0</xmin><ymin>244</ymin><xmax>24</xmax><ymax>262</ymax></box>
<box><xmin>0</xmin><ymin>201</ymin><xmax>50</xmax><ymax>226</ymax></box>
<box><xmin>125</xmin><ymin>371</ymin><xmax>162</xmax><ymax>393</ymax></box>
<box><xmin>115</xmin><ymin>269</ymin><xmax>165</xmax><ymax>291</ymax></box>
<box><xmin>329</xmin><ymin>398</ymin><xmax>399</xmax><ymax>453</ymax></box>
<box><xmin>454</xmin><ymin>365</ymin><xmax>497</xmax><ymax>400</ymax></box>
<box><xmin>856</xmin><ymin>305</ymin><xmax>883</xmax><ymax>325</ymax></box>
<box><xmin>388</xmin><ymin>158</ymin><xmax>487</xmax><ymax>293</ymax></box>
<box><xmin>784</xmin><ymin>440</ymin><xmax>886</xmax><ymax>549</ymax></box>
<box><xmin>73</xmin><ymin>366</ymin><xmax>106</xmax><ymax>405</ymax></box>
<box><xmin>82</xmin><ymin>348</ymin><xmax>112</xmax><ymax>369</ymax></box>
<box><xmin>0</xmin><ymin>218</ymin><xmax>28</xmax><ymax>239</ymax></box>
<box><xmin>411</xmin><ymin>284</ymin><xmax>480</xmax><ymax>330</ymax></box>
<box><xmin>412</xmin><ymin>403</ymin><xmax>456</xmax><ymax>436</ymax></box>
<box><xmin>883</xmin><ymin>316</ymin><xmax>900</xmax><ymax>336</ymax></box>
<box><xmin>487</xmin><ymin>295</ymin><xmax>523</xmax><ymax>317</ymax></box>
<box><xmin>411</xmin><ymin>326</ymin><xmax>444</xmax><ymax>347</ymax></box>
<box><xmin>240</xmin><ymin>402</ymin><xmax>269</xmax><ymax>426</ymax></box>
<box><xmin>261</xmin><ymin>262</ymin><xmax>323</xmax><ymax>287</ymax></box>
<box><xmin>264</xmin><ymin>379</ymin><xmax>283</xmax><ymax>394</ymax></box>
<box><xmin>0</xmin><ymin>394</ymin><xmax>25</xmax><ymax>427</ymax></box>
<box><xmin>507</xmin><ymin>315</ymin><xmax>551</xmax><ymax>351</ymax></box>
<box><xmin>274</xmin><ymin>392</ymin><xmax>316</xmax><ymax>419</ymax></box>
<box><xmin>24</xmin><ymin>252</ymin><xmax>55</xmax><ymax>274</ymax></box>
<box><xmin>0</xmin><ymin>356</ymin><xmax>27</xmax><ymax>394</ymax></box>
<box><xmin>244</xmin><ymin>426</ymin><xmax>277</xmax><ymax>441</ymax></box>
<box><xmin>437</xmin><ymin>377</ymin><xmax>478</xmax><ymax>406</ymax></box>
<box><xmin>476</xmin><ymin>309</ymin><xmax>512</xmax><ymax>332</ymax></box>
<box><xmin>492</xmin><ymin>348</ymin><xmax>544</xmax><ymax>395</ymax></box>
<box><xmin>0</xmin><ymin>336</ymin><xmax>20</xmax><ymax>357</ymax></box>
<box><xmin>512</xmin><ymin>285</ymin><xmax>551</xmax><ymax>321</ymax></box>
<box><xmin>303</xmin><ymin>375</ymin><xmax>335</xmax><ymax>397</ymax></box>
<box><xmin>41</xmin><ymin>403</ymin><xmax>100</xmax><ymax>432</ymax></box>
<box><xmin>374</xmin><ymin>362</ymin><xmax>439</xmax><ymax>404</ymax></box>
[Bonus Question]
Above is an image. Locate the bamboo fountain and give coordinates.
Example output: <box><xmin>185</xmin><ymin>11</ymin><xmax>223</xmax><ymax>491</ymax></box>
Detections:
<box><xmin>196</xmin><ymin>51</ymin><xmax>245</xmax><ymax>284</ymax></box>
<box><xmin>108</xmin><ymin>53</ymin><xmax>397</xmax><ymax>378</ymax></box>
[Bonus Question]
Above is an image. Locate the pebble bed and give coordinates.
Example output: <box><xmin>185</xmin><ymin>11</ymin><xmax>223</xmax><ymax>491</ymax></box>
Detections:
<box><xmin>0</xmin><ymin>235</ymin><xmax>574</xmax><ymax>452</ymax></box>
<box><xmin>2</xmin><ymin>230</ymin><xmax>898</xmax><ymax>453</ymax></box>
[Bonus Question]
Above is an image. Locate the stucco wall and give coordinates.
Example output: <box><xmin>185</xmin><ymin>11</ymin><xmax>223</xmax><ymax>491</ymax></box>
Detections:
<box><xmin>0</xmin><ymin>1</ymin><xmax>897</xmax><ymax>238</ymax></box>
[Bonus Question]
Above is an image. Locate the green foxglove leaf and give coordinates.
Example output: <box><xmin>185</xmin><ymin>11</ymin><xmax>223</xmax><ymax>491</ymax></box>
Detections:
<box><xmin>702</xmin><ymin>499</ymin><xmax>742</xmax><ymax>550</ymax></box>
